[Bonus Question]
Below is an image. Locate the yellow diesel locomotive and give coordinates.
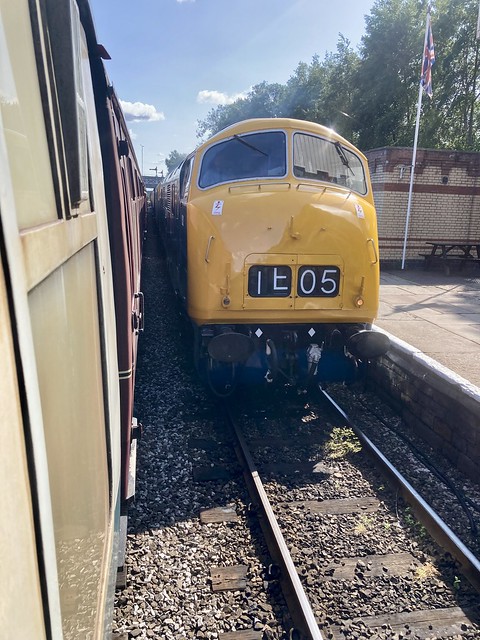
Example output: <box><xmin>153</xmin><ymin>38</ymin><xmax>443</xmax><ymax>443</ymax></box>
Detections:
<box><xmin>155</xmin><ymin>118</ymin><xmax>388</xmax><ymax>394</ymax></box>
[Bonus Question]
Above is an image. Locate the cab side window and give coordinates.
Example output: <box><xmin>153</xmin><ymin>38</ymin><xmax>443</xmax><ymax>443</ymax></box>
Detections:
<box><xmin>180</xmin><ymin>157</ymin><xmax>193</xmax><ymax>202</ymax></box>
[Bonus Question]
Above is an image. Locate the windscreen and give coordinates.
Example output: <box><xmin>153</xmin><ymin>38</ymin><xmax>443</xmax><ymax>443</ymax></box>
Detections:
<box><xmin>199</xmin><ymin>131</ymin><xmax>286</xmax><ymax>188</ymax></box>
<box><xmin>293</xmin><ymin>133</ymin><xmax>367</xmax><ymax>195</ymax></box>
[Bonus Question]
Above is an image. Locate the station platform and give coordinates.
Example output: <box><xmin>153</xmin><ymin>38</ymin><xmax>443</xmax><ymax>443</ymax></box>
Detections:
<box><xmin>375</xmin><ymin>268</ymin><xmax>480</xmax><ymax>388</ymax></box>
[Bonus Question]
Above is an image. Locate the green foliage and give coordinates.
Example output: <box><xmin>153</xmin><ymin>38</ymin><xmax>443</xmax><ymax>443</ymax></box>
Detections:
<box><xmin>402</xmin><ymin>506</ymin><xmax>428</xmax><ymax>539</ymax></box>
<box><xmin>196</xmin><ymin>81</ymin><xmax>286</xmax><ymax>141</ymax></box>
<box><xmin>195</xmin><ymin>0</ymin><xmax>480</xmax><ymax>152</ymax></box>
<box><xmin>165</xmin><ymin>150</ymin><xmax>188</xmax><ymax>173</ymax></box>
<box><xmin>196</xmin><ymin>39</ymin><xmax>361</xmax><ymax>142</ymax></box>
<box><xmin>354</xmin><ymin>0</ymin><xmax>424</xmax><ymax>149</ymax></box>
<box><xmin>324</xmin><ymin>427</ymin><xmax>361</xmax><ymax>459</ymax></box>
<box><xmin>432</xmin><ymin>0</ymin><xmax>480</xmax><ymax>149</ymax></box>
<box><xmin>319</xmin><ymin>36</ymin><xmax>361</xmax><ymax>142</ymax></box>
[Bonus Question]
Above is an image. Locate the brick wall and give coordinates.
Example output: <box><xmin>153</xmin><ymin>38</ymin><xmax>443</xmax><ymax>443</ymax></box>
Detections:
<box><xmin>365</xmin><ymin>147</ymin><xmax>480</xmax><ymax>266</ymax></box>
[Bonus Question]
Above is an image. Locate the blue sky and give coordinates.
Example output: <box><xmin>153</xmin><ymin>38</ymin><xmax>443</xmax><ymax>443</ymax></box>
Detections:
<box><xmin>89</xmin><ymin>0</ymin><xmax>375</xmax><ymax>176</ymax></box>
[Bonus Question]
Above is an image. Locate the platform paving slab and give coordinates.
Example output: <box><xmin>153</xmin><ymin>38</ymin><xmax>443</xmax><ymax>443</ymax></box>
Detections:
<box><xmin>376</xmin><ymin>269</ymin><xmax>480</xmax><ymax>387</ymax></box>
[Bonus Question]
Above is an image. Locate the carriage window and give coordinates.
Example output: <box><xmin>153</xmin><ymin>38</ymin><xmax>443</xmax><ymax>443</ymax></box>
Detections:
<box><xmin>199</xmin><ymin>131</ymin><xmax>286</xmax><ymax>188</ymax></box>
<box><xmin>127</xmin><ymin>157</ymin><xmax>135</xmax><ymax>197</ymax></box>
<box><xmin>293</xmin><ymin>133</ymin><xmax>367</xmax><ymax>195</ymax></box>
<box><xmin>0</xmin><ymin>0</ymin><xmax>58</xmax><ymax>227</ymax></box>
<box><xmin>46</xmin><ymin>0</ymin><xmax>89</xmax><ymax>208</ymax></box>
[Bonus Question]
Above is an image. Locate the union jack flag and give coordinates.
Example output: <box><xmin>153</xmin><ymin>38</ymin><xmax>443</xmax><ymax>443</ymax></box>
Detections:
<box><xmin>421</xmin><ymin>18</ymin><xmax>435</xmax><ymax>98</ymax></box>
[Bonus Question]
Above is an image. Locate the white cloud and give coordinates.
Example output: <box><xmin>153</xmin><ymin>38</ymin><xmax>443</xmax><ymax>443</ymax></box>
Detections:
<box><xmin>197</xmin><ymin>89</ymin><xmax>248</xmax><ymax>106</ymax></box>
<box><xmin>128</xmin><ymin>128</ymin><xmax>137</xmax><ymax>140</ymax></box>
<box><xmin>120</xmin><ymin>100</ymin><xmax>165</xmax><ymax>122</ymax></box>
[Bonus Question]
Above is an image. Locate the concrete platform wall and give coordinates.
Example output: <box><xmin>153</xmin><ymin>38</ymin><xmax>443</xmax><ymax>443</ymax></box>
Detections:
<box><xmin>367</xmin><ymin>331</ymin><xmax>480</xmax><ymax>482</ymax></box>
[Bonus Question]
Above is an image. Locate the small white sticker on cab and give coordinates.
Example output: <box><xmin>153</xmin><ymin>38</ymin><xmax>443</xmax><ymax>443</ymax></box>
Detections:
<box><xmin>212</xmin><ymin>200</ymin><xmax>224</xmax><ymax>215</ymax></box>
<box><xmin>355</xmin><ymin>204</ymin><xmax>365</xmax><ymax>218</ymax></box>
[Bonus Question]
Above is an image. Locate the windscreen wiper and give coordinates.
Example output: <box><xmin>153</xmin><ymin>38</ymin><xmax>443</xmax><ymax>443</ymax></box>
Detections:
<box><xmin>334</xmin><ymin>141</ymin><xmax>355</xmax><ymax>176</ymax></box>
<box><xmin>234</xmin><ymin>134</ymin><xmax>268</xmax><ymax>157</ymax></box>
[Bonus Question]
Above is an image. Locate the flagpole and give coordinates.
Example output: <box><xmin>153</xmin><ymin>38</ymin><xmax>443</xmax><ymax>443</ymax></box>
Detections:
<box><xmin>401</xmin><ymin>8</ymin><xmax>432</xmax><ymax>269</ymax></box>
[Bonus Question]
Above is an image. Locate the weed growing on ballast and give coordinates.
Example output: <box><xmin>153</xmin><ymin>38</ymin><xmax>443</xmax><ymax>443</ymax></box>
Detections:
<box><xmin>325</xmin><ymin>427</ymin><xmax>361</xmax><ymax>459</ymax></box>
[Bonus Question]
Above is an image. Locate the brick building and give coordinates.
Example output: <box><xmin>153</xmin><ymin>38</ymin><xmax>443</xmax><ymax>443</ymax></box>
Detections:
<box><xmin>365</xmin><ymin>147</ymin><xmax>480</xmax><ymax>267</ymax></box>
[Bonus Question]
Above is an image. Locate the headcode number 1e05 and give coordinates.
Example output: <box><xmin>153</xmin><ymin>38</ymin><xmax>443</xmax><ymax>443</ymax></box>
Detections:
<box><xmin>248</xmin><ymin>265</ymin><xmax>340</xmax><ymax>297</ymax></box>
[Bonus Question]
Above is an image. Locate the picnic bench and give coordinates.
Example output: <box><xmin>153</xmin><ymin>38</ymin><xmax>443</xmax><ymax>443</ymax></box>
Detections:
<box><xmin>419</xmin><ymin>242</ymin><xmax>480</xmax><ymax>275</ymax></box>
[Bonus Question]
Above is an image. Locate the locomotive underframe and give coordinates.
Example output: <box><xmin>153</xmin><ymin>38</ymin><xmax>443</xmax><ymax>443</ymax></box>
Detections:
<box><xmin>194</xmin><ymin>321</ymin><xmax>388</xmax><ymax>394</ymax></box>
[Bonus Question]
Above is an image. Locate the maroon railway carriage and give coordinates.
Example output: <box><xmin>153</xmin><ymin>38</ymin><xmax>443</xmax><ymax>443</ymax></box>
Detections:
<box><xmin>84</xmin><ymin>8</ymin><xmax>146</xmax><ymax>510</ymax></box>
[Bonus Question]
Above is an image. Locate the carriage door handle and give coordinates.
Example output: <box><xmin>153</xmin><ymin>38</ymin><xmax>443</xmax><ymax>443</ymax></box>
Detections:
<box><xmin>133</xmin><ymin>291</ymin><xmax>144</xmax><ymax>333</ymax></box>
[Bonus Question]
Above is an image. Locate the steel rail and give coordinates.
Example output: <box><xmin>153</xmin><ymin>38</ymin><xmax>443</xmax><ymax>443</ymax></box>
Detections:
<box><xmin>319</xmin><ymin>386</ymin><xmax>480</xmax><ymax>593</ymax></box>
<box><xmin>223</xmin><ymin>405</ymin><xmax>325</xmax><ymax>640</ymax></box>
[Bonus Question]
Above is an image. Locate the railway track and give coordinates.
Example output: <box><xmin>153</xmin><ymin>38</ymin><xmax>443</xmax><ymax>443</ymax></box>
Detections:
<box><xmin>223</xmin><ymin>404</ymin><xmax>322</xmax><ymax>639</ymax></box>
<box><xmin>319</xmin><ymin>387</ymin><xmax>480</xmax><ymax>596</ymax></box>
<box><xmin>114</xmin><ymin>221</ymin><xmax>480</xmax><ymax>639</ymax></box>
<box><xmin>220</xmin><ymin>387</ymin><xmax>480</xmax><ymax>639</ymax></box>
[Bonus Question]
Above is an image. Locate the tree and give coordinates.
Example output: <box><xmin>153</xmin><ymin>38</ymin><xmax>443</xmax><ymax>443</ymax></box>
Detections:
<box><xmin>196</xmin><ymin>82</ymin><xmax>286</xmax><ymax>140</ymax></box>
<box><xmin>196</xmin><ymin>0</ymin><xmax>480</xmax><ymax>152</ymax></box>
<box><xmin>312</xmin><ymin>37</ymin><xmax>360</xmax><ymax>142</ymax></box>
<box><xmin>431</xmin><ymin>0</ymin><xmax>480</xmax><ymax>149</ymax></box>
<box><xmin>196</xmin><ymin>100</ymin><xmax>249</xmax><ymax>141</ymax></box>
<box><xmin>353</xmin><ymin>0</ymin><xmax>424</xmax><ymax>150</ymax></box>
<box><xmin>354</xmin><ymin>0</ymin><xmax>480</xmax><ymax>151</ymax></box>
<box><xmin>165</xmin><ymin>150</ymin><xmax>188</xmax><ymax>172</ymax></box>
<box><xmin>281</xmin><ymin>57</ymin><xmax>325</xmax><ymax>123</ymax></box>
